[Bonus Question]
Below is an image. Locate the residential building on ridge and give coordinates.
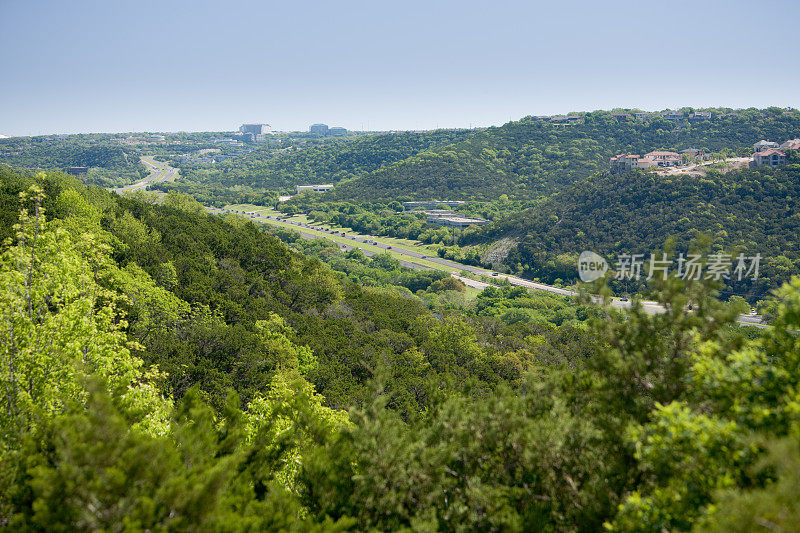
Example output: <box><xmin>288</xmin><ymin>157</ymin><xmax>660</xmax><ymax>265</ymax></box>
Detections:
<box><xmin>754</xmin><ymin>140</ymin><xmax>779</xmax><ymax>152</ymax></box>
<box><xmin>609</xmin><ymin>154</ymin><xmax>640</xmax><ymax>173</ymax></box>
<box><xmin>640</xmin><ymin>151</ymin><xmax>682</xmax><ymax>167</ymax></box>
<box><xmin>751</xmin><ymin>149</ymin><xmax>787</xmax><ymax>168</ymax></box>
<box><xmin>550</xmin><ymin>115</ymin><xmax>583</xmax><ymax>125</ymax></box>
<box><xmin>689</xmin><ymin>111</ymin><xmax>712</xmax><ymax>121</ymax></box>
<box><xmin>661</xmin><ymin>111</ymin><xmax>684</xmax><ymax>121</ymax></box>
<box><xmin>681</xmin><ymin>148</ymin><xmax>707</xmax><ymax>160</ymax></box>
<box><xmin>610</xmin><ymin>150</ymin><xmax>682</xmax><ymax>172</ymax></box>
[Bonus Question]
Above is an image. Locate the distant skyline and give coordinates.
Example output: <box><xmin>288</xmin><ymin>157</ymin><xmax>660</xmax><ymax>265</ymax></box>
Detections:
<box><xmin>1</xmin><ymin>0</ymin><xmax>799</xmax><ymax>136</ymax></box>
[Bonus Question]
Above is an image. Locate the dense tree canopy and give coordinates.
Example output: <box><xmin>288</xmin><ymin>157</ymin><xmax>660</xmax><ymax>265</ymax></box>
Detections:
<box><xmin>2</xmin><ymin>107</ymin><xmax>800</xmax><ymax>530</ymax></box>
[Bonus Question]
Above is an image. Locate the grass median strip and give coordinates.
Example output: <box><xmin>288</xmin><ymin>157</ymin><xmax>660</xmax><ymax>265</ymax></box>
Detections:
<box><xmin>224</xmin><ymin>204</ymin><xmax>441</xmax><ymax>256</ymax></box>
<box><xmin>254</xmin><ymin>216</ymin><xmax>459</xmax><ymax>272</ymax></box>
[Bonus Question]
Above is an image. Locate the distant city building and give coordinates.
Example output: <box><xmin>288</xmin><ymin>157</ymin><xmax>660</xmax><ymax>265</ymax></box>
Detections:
<box><xmin>327</xmin><ymin>126</ymin><xmax>348</xmax><ymax>136</ymax></box>
<box><xmin>296</xmin><ymin>184</ymin><xmax>334</xmax><ymax>193</ymax></box>
<box><xmin>66</xmin><ymin>166</ymin><xmax>89</xmax><ymax>176</ymax></box>
<box><xmin>754</xmin><ymin>140</ymin><xmax>779</xmax><ymax>152</ymax></box>
<box><xmin>611</xmin><ymin>113</ymin><xmax>630</xmax><ymax>121</ymax></box>
<box><xmin>751</xmin><ymin>149</ymin><xmax>787</xmax><ymax>168</ymax></box>
<box><xmin>240</xmin><ymin>132</ymin><xmax>270</xmax><ymax>143</ymax></box>
<box><xmin>634</xmin><ymin>112</ymin><xmax>652</xmax><ymax>120</ymax></box>
<box><xmin>239</xmin><ymin>123</ymin><xmax>271</xmax><ymax>135</ymax></box>
<box><xmin>309</xmin><ymin>123</ymin><xmax>329</xmax><ymax>135</ymax></box>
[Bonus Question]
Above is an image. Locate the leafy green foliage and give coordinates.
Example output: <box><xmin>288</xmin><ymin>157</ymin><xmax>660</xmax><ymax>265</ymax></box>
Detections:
<box><xmin>466</xmin><ymin>165</ymin><xmax>800</xmax><ymax>299</ymax></box>
<box><xmin>2</xmin><ymin>164</ymin><xmax>800</xmax><ymax>532</ymax></box>
<box><xmin>330</xmin><ymin>108</ymin><xmax>800</xmax><ymax>202</ymax></box>
<box><xmin>159</xmin><ymin>130</ymin><xmax>472</xmax><ymax>205</ymax></box>
<box><xmin>0</xmin><ymin>135</ymin><xmax>146</xmax><ymax>187</ymax></box>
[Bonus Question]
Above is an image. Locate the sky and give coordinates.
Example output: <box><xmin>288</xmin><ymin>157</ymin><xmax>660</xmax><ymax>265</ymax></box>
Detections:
<box><xmin>1</xmin><ymin>0</ymin><xmax>798</xmax><ymax>136</ymax></box>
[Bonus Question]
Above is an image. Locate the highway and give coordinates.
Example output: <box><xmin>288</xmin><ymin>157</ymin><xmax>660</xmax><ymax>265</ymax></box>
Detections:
<box><xmin>210</xmin><ymin>207</ymin><xmax>765</xmax><ymax>327</ymax></box>
<box><xmin>112</xmin><ymin>156</ymin><xmax>179</xmax><ymax>194</ymax></box>
<box><xmin>118</xmin><ymin>159</ymin><xmax>764</xmax><ymax>328</ymax></box>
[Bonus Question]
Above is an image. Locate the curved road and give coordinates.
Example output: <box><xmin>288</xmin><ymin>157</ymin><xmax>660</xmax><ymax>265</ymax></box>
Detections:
<box><xmin>112</xmin><ymin>156</ymin><xmax>179</xmax><ymax>194</ymax></box>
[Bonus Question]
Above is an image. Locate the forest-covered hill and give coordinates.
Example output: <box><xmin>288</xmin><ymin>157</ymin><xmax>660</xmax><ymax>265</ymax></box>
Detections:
<box><xmin>2</xmin><ymin>167</ymin><xmax>800</xmax><ymax>530</ymax></box>
<box><xmin>329</xmin><ymin>107</ymin><xmax>800</xmax><ymax>201</ymax></box>
<box><xmin>459</xmin><ymin>160</ymin><xmax>800</xmax><ymax>300</ymax></box>
<box><xmin>156</xmin><ymin>129</ymin><xmax>475</xmax><ymax>204</ymax></box>
<box><xmin>0</xmin><ymin>135</ymin><xmax>147</xmax><ymax>187</ymax></box>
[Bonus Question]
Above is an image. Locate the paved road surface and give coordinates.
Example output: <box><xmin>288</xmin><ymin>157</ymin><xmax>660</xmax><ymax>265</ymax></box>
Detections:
<box><xmin>210</xmin><ymin>207</ymin><xmax>764</xmax><ymax>327</ymax></box>
<box><xmin>112</xmin><ymin>156</ymin><xmax>179</xmax><ymax>194</ymax></box>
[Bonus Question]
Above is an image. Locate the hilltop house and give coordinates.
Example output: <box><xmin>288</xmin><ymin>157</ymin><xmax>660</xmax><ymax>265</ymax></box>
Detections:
<box><xmin>610</xmin><ymin>154</ymin><xmax>640</xmax><ymax>173</ymax></box>
<box><xmin>754</xmin><ymin>140</ymin><xmax>779</xmax><ymax>152</ymax></box>
<box><xmin>681</xmin><ymin>148</ymin><xmax>707</xmax><ymax>160</ymax></box>
<box><xmin>689</xmin><ymin>111</ymin><xmax>712</xmax><ymax>121</ymax></box>
<box><xmin>661</xmin><ymin>111</ymin><xmax>685</xmax><ymax>121</ymax></box>
<box><xmin>779</xmin><ymin>138</ymin><xmax>800</xmax><ymax>150</ymax></box>
<box><xmin>639</xmin><ymin>151</ymin><xmax>682</xmax><ymax>167</ymax></box>
<box><xmin>751</xmin><ymin>149</ymin><xmax>787</xmax><ymax>168</ymax></box>
<box><xmin>550</xmin><ymin>115</ymin><xmax>582</xmax><ymax>125</ymax></box>
<box><xmin>611</xmin><ymin>150</ymin><xmax>682</xmax><ymax>172</ymax></box>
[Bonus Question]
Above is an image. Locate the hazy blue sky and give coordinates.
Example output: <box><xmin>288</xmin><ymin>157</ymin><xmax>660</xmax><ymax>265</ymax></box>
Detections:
<box><xmin>1</xmin><ymin>0</ymin><xmax>798</xmax><ymax>135</ymax></box>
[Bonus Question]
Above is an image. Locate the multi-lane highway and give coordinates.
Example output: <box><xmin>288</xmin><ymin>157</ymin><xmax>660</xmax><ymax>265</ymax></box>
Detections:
<box><xmin>112</xmin><ymin>156</ymin><xmax>178</xmax><ymax>194</ymax></box>
<box><xmin>115</xmin><ymin>160</ymin><xmax>764</xmax><ymax>327</ymax></box>
<box><xmin>210</xmin><ymin>207</ymin><xmax>765</xmax><ymax>327</ymax></box>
